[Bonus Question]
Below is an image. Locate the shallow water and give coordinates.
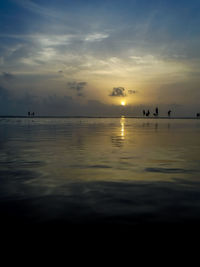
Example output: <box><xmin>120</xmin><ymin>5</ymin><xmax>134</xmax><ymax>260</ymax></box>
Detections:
<box><xmin>0</xmin><ymin>117</ymin><xmax>200</xmax><ymax>226</ymax></box>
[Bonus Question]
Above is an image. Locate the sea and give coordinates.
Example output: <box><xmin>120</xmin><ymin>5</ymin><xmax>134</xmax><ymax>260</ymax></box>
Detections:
<box><xmin>0</xmin><ymin>117</ymin><xmax>200</xmax><ymax>234</ymax></box>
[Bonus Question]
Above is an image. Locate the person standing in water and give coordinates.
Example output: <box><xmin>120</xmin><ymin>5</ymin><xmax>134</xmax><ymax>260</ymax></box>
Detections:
<box><xmin>146</xmin><ymin>110</ymin><xmax>150</xmax><ymax>117</ymax></box>
<box><xmin>168</xmin><ymin>110</ymin><xmax>172</xmax><ymax>117</ymax></box>
<box><xmin>153</xmin><ymin>107</ymin><xmax>159</xmax><ymax>117</ymax></box>
<box><xmin>155</xmin><ymin>107</ymin><xmax>158</xmax><ymax>115</ymax></box>
<box><xmin>27</xmin><ymin>111</ymin><xmax>35</xmax><ymax>117</ymax></box>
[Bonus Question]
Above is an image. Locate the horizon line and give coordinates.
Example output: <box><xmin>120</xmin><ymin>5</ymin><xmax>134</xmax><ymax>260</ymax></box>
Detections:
<box><xmin>0</xmin><ymin>115</ymin><xmax>200</xmax><ymax>119</ymax></box>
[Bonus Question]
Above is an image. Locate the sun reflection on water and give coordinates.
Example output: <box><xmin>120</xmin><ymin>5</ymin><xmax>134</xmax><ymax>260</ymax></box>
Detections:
<box><xmin>120</xmin><ymin>116</ymin><xmax>125</xmax><ymax>140</ymax></box>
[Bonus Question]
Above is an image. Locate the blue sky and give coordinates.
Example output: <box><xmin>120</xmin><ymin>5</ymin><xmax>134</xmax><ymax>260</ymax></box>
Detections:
<box><xmin>0</xmin><ymin>0</ymin><xmax>200</xmax><ymax>116</ymax></box>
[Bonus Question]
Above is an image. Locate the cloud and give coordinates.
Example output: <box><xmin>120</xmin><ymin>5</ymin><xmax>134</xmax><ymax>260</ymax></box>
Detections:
<box><xmin>77</xmin><ymin>92</ymin><xmax>84</xmax><ymax>97</ymax></box>
<box><xmin>0</xmin><ymin>85</ymin><xmax>16</xmax><ymax>115</ymax></box>
<box><xmin>67</xmin><ymin>81</ymin><xmax>87</xmax><ymax>97</ymax></box>
<box><xmin>0</xmin><ymin>86</ymin><xmax>10</xmax><ymax>98</ymax></box>
<box><xmin>85</xmin><ymin>33</ymin><xmax>109</xmax><ymax>42</ymax></box>
<box><xmin>109</xmin><ymin>87</ymin><xmax>126</xmax><ymax>97</ymax></box>
<box><xmin>1</xmin><ymin>72</ymin><xmax>15</xmax><ymax>81</ymax></box>
<box><xmin>13</xmin><ymin>0</ymin><xmax>58</xmax><ymax>19</ymax></box>
<box><xmin>109</xmin><ymin>87</ymin><xmax>138</xmax><ymax>97</ymax></box>
<box><xmin>128</xmin><ymin>90</ymin><xmax>137</xmax><ymax>94</ymax></box>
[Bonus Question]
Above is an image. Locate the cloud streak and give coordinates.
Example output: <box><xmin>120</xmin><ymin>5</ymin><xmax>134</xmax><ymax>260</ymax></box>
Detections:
<box><xmin>12</xmin><ymin>0</ymin><xmax>59</xmax><ymax>19</ymax></box>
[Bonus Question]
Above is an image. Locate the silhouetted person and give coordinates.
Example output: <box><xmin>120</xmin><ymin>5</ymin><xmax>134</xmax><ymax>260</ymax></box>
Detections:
<box><xmin>32</xmin><ymin>112</ymin><xmax>35</xmax><ymax>116</ymax></box>
<box><xmin>168</xmin><ymin>110</ymin><xmax>171</xmax><ymax>117</ymax></box>
<box><xmin>153</xmin><ymin>107</ymin><xmax>159</xmax><ymax>117</ymax></box>
<box><xmin>146</xmin><ymin>110</ymin><xmax>150</xmax><ymax>117</ymax></box>
<box><xmin>155</xmin><ymin>107</ymin><xmax>158</xmax><ymax>115</ymax></box>
<box><xmin>28</xmin><ymin>111</ymin><xmax>30</xmax><ymax>116</ymax></box>
<box><xmin>197</xmin><ymin>113</ymin><xmax>200</xmax><ymax>117</ymax></box>
<box><xmin>143</xmin><ymin>110</ymin><xmax>146</xmax><ymax>116</ymax></box>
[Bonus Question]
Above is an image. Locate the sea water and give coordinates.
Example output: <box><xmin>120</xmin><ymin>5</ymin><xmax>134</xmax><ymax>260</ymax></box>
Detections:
<box><xmin>0</xmin><ymin>117</ymin><xmax>200</xmax><ymax>226</ymax></box>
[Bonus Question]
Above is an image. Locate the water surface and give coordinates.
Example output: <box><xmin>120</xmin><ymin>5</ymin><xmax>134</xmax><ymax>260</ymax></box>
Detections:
<box><xmin>0</xmin><ymin>117</ymin><xmax>200</xmax><ymax>227</ymax></box>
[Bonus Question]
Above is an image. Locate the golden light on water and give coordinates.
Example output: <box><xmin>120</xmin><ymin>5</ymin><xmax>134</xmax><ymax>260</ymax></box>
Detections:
<box><xmin>120</xmin><ymin>116</ymin><xmax>125</xmax><ymax>139</ymax></box>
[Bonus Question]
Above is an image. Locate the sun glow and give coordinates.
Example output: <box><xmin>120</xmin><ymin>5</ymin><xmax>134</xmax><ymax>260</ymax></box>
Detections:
<box><xmin>121</xmin><ymin>101</ymin><xmax>126</xmax><ymax>106</ymax></box>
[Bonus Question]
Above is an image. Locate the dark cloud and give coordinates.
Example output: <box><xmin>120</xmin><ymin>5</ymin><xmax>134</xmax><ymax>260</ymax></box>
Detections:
<box><xmin>68</xmin><ymin>81</ymin><xmax>87</xmax><ymax>91</ymax></box>
<box><xmin>0</xmin><ymin>86</ymin><xmax>73</xmax><ymax>116</ymax></box>
<box><xmin>77</xmin><ymin>92</ymin><xmax>84</xmax><ymax>97</ymax></box>
<box><xmin>40</xmin><ymin>94</ymin><xmax>74</xmax><ymax>115</ymax></box>
<box><xmin>0</xmin><ymin>85</ymin><xmax>10</xmax><ymax>99</ymax></box>
<box><xmin>1</xmin><ymin>72</ymin><xmax>15</xmax><ymax>81</ymax></box>
<box><xmin>0</xmin><ymin>85</ymin><xmax>15</xmax><ymax>115</ymax></box>
<box><xmin>109</xmin><ymin>87</ymin><xmax>138</xmax><ymax>97</ymax></box>
<box><xmin>67</xmin><ymin>81</ymin><xmax>87</xmax><ymax>97</ymax></box>
<box><xmin>109</xmin><ymin>87</ymin><xmax>126</xmax><ymax>97</ymax></box>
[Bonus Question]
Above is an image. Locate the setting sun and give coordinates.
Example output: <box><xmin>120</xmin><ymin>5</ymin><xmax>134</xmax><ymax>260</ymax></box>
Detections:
<box><xmin>121</xmin><ymin>101</ymin><xmax>126</xmax><ymax>106</ymax></box>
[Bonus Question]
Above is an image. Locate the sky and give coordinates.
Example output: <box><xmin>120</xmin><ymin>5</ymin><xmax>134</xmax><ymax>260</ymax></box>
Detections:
<box><xmin>0</xmin><ymin>0</ymin><xmax>200</xmax><ymax>116</ymax></box>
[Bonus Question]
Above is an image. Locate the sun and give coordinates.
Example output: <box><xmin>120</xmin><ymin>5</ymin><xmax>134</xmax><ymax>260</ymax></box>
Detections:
<box><xmin>121</xmin><ymin>101</ymin><xmax>126</xmax><ymax>106</ymax></box>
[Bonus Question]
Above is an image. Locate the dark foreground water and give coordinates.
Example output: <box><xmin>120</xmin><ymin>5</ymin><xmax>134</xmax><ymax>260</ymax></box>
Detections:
<box><xmin>0</xmin><ymin>117</ymin><xmax>200</xmax><ymax>233</ymax></box>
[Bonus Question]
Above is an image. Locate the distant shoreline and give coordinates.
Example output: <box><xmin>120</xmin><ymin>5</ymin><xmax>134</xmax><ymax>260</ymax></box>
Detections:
<box><xmin>0</xmin><ymin>115</ymin><xmax>199</xmax><ymax>120</ymax></box>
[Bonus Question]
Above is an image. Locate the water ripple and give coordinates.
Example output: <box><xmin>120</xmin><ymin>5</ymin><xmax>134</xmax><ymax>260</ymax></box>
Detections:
<box><xmin>70</xmin><ymin>164</ymin><xmax>112</xmax><ymax>169</ymax></box>
<box><xmin>145</xmin><ymin>167</ymin><xmax>197</xmax><ymax>174</ymax></box>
